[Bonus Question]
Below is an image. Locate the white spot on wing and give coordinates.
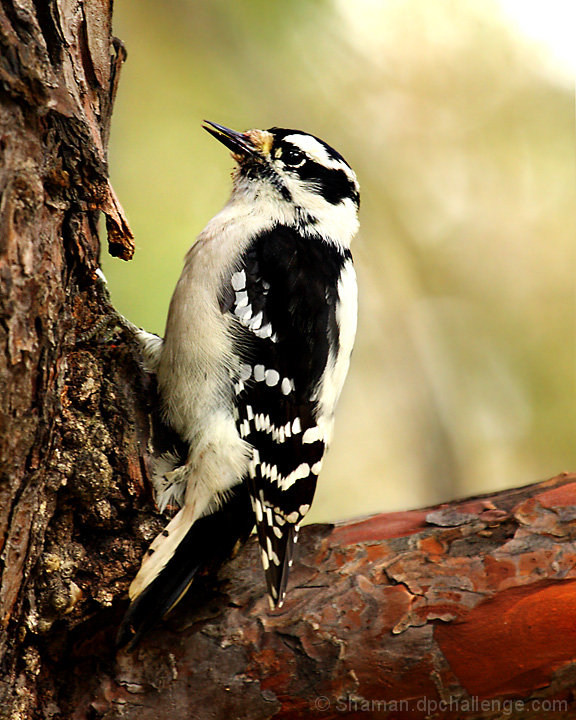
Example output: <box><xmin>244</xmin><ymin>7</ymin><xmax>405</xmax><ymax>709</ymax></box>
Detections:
<box><xmin>249</xmin><ymin>311</ymin><xmax>263</xmax><ymax>330</ymax></box>
<box><xmin>261</xmin><ymin>549</ymin><xmax>270</xmax><ymax>571</ymax></box>
<box><xmin>231</xmin><ymin>271</ymin><xmax>246</xmax><ymax>290</ymax></box>
<box><xmin>276</xmin><ymin>462</ymin><xmax>310</xmax><ymax>490</ymax></box>
<box><xmin>234</xmin><ymin>290</ymin><xmax>249</xmax><ymax>308</ymax></box>
<box><xmin>265</xmin><ymin>369</ymin><xmax>280</xmax><ymax>386</ymax></box>
<box><xmin>302</xmin><ymin>426</ymin><xmax>322</xmax><ymax>444</ymax></box>
<box><xmin>236</xmin><ymin>304</ymin><xmax>252</xmax><ymax>321</ymax></box>
<box><xmin>256</xmin><ymin>323</ymin><xmax>273</xmax><ymax>339</ymax></box>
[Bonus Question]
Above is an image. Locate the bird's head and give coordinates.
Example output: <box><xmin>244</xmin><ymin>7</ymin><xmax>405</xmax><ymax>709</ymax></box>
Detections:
<box><xmin>203</xmin><ymin>121</ymin><xmax>360</xmax><ymax>245</ymax></box>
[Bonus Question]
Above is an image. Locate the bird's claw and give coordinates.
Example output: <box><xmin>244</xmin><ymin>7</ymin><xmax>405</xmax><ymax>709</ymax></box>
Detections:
<box><xmin>76</xmin><ymin>268</ymin><xmax>139</xmax><ymax>344</ymax></box>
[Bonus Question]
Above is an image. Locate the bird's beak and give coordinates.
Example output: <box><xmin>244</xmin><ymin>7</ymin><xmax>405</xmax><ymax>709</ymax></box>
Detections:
<box><xmin>203</xmin><ymin>121</ymin><xmax>258</xmax><ymax>158</ymax></box>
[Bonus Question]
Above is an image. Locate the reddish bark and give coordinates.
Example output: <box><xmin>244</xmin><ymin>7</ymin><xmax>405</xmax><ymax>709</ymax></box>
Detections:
<box><xmin>72</xmin><ymin>473</ymin><xmax>576</xmax><ymax>719</ymax></box>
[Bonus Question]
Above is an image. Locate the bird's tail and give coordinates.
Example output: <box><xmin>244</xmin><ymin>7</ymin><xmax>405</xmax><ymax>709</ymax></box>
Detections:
<box><xmin>117</xmin><ymin>484</ymin><xmax>254</xmax><ymax>649</ymax></box>
<box><xmin>254</xmin><ymin>513</ymin><xmax>299</xmax><ymax>610</ymax></box>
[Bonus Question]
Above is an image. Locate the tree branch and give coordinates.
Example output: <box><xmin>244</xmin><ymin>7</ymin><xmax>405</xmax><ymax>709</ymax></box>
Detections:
<box><xmin>72</xmin><ymin>473</ymin><xmax>576</xmax><ymax>719</ymax></box>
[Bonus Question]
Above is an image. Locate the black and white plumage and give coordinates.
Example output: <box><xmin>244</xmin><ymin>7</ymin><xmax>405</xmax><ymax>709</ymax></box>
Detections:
<box><xmin>118</xmin><ymin>122</ymin><xmax>359</xmax><ymax>647</ymax></box>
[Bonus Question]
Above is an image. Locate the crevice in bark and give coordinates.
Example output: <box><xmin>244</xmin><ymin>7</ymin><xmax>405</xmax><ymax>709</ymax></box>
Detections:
<box><xmin>30</xmin><ymin>0</ymin><xmax>64</xmax><ymax>66</ymax></box>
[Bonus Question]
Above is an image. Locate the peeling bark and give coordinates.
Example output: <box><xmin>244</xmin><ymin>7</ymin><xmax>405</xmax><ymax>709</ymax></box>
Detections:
<box><xmin>0</xmin><ymin>1</ymin><xmax>150</xmax><ymax>717</ymax></box>
<box><xmin>2</xmin><ymin>2</ymin><xmax>576</xmax><ymax>720</ymax></box>
<box><xmin>90</xmin><ymin>474</ymin><xmax>576</xmax><ymax>720</ymax></box>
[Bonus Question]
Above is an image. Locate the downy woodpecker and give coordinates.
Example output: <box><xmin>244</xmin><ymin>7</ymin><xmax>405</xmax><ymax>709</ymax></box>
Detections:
<box><xmin>118</xmin><ymin>122</ymin><xmax>359</xmax><ymax>647</ymax></box>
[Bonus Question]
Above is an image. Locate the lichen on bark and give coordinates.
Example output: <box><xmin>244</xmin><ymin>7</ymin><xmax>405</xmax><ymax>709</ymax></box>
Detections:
<box><xmin>0</xmin><ymin>1</ymin><xmax>145</xmax><ymax>715</ymax></box>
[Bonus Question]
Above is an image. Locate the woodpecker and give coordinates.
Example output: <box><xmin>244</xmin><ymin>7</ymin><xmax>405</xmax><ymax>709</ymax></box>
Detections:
<box><xmin>117</xmin><ymin>122</ymin><xmax>359</xmax><ymax>647</ymax></box>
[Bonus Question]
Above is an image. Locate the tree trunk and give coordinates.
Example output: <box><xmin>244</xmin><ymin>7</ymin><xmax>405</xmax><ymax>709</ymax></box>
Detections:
<box><xmin>2</xmin><ymin>3</ymin><xmax>576</xmax><ymax>720</ymax></box>
<box><xmin>0</xmin><ymin>1</ymin><xmax>155</xmax><ymax>717</ymax></box>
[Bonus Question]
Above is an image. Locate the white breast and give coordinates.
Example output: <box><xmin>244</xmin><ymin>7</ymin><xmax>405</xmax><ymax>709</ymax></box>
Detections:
<box><xmin>158</xmin><ymin>201</ymin><xmax>264</xmax><ymax>440</ymax></box>
<box><xmin>155</xmin><ymin>193</ymin><xmax>299</xmax><ymax>499</ymax></box>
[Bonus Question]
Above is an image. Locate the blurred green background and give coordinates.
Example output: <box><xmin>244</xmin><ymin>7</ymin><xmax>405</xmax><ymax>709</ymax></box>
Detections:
<box><xmin>104</xmin><ymin>0</ymin><xmax>576</xmax><ymax>523</ymax></box>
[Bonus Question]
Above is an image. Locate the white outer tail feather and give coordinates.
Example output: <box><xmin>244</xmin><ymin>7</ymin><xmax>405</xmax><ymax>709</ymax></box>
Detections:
<box><xmin>129</xmin><ymin>504</ymin><xmax>196</xmax><ymax>600</ymax></box>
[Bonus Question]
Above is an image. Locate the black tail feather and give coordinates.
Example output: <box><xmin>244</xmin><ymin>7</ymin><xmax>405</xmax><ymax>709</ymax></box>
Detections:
<box><xmin>117</xmin><ymin>484</ymin><xmax>254</xmax><ymax>650</ymax></box>
<box><xmin>255</xmin><ymin>519</ymin><xmax>297</xmax><ymax>609</ymax></box>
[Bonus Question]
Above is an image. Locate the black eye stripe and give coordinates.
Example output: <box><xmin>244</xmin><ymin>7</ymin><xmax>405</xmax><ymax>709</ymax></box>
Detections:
<box><xmin>295</xmin><ymin>161</ymin><xmax>359</xmax><ymax>206</ymax></box>
<box><xmin>265</xmin><ymin>129</ymin><xmax>359</xmax><ymax>206</ymax></box>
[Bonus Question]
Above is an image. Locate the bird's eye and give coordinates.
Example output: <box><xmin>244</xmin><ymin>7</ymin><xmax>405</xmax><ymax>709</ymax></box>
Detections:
<box><xmin>282</xmin><ymin>147</ymin><xmax>306</xmax><ymax>167</ymax></box>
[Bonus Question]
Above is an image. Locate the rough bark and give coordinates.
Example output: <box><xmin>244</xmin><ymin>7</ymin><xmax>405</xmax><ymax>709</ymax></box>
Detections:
<box><xmin>67</xmin><ymin>472</ymin><xmax>575</xmax><ymax>720</ymax></box>
<box><xmin>0</xmin><ymin>1</ymin><xmax>156</xmax><ymax>717</ymax></box>
<box><xmin>2</xmin><ymin>2</ymin><xmax>576</xmax><ymax>720</ymax></box>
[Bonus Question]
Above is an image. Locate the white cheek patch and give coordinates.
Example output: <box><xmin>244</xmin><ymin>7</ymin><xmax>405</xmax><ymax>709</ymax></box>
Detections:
<box><xmin>288</xmin><ymin>187</ymin><xmax>359</xmax><ymax>246</ymax></box>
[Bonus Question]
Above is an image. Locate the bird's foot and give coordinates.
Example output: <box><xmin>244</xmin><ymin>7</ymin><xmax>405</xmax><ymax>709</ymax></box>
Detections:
<box><xmin>76</xmin><ymin>268</ymin><xmax>139</xmax><ymax>344</ymax></box>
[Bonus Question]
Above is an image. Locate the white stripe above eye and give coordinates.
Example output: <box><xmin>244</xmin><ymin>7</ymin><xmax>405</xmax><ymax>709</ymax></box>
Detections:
<box><xmin>283</xmin><ymin>134</ymin><xmax>358</xmax><ymax>186</ymax></box>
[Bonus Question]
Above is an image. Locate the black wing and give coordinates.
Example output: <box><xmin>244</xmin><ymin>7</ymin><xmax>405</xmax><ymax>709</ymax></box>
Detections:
<box><xmin>222</xmin><ymin>224</ymin><xmax>350</xmax><ymax>606</ymax></box>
